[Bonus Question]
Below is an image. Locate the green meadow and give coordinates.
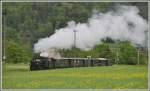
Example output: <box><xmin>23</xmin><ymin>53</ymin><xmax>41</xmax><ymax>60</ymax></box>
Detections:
<box><xmin>2</xmin><ymin>64</ymin><xmax>148</xmax><ymax>89</ymax></box>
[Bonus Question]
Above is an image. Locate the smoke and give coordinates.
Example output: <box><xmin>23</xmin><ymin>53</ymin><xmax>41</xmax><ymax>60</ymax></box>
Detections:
<box><xmin>34</xmin><ymin>5</ymin><xmax>148</xmax><ymax>55</ymax></box>
<box><xmin>40</xmin><ymin>49</ymin><xmax>61</xmax><ymax>58</ymax></box>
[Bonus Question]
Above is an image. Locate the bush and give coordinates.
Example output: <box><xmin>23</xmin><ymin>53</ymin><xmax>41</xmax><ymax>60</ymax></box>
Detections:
<box><xmin>5</xmin><ymin>40</ymin><xmax>32</xmax><ymax>63</ymax></box>
<box><xmin>119</xmin><ymin>42</ymin><xmax>138</xmax><ymax>65</ymax></box>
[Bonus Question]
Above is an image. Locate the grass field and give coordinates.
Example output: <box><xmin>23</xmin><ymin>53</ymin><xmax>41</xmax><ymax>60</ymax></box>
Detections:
<box><xmin>2</xmin><ymin>63</ymin><xmax>148</xmax><ymax>89</ymax></box>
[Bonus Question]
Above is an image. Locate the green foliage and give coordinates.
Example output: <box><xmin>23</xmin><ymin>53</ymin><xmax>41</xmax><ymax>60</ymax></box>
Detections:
<box><xmin>3</xmin><ymin>2</ymin><xmax>110</xmax><ymax>63</ymax></box>
<box><xmin>138</xmin><ymin>49</ymin><xmax>148</xmax><ymax>65</ymax></box>
<box><xmin>5</xmin><ymin>41</ymin><xmax>32</xmax><ymax>63</ymax></box>
<box><xmin>118</xmin><ymin>42</ymin><xmax>137</xmax><ymax>65</ymax></box>
<box><xmin>59</xmin><ymin>48</ymin><xmax>86</xmax><ymax>57</ymax></box>
<box><xmin>118</xmin><ymin>41</ymin><xmax>148</xmax><ymax>65</ymax></box>
<box><xmin>94</xmin><ymin>43</ymin><xmax>113</xmax><ymax>58</ymax></box>
<box><xmin>59</xmin><ymin>41</ymin><xmax>148</xmax><ymax>65</ymax></box>
<box><xmin>2</xmin><ymin>2</ymin><xmax>148</xmax><ymax>64</ymax></box>
<box><xmin>59</xmin><ymin>43</ymin><xmax>115</xmax><ymax>60</ymax></box>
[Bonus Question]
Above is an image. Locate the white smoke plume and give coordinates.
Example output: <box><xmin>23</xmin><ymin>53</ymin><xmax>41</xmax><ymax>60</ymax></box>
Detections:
<box><xmin>34</xmin><ymin>5</ymin><xmax>148</xmax><ymax>56</ymax></box>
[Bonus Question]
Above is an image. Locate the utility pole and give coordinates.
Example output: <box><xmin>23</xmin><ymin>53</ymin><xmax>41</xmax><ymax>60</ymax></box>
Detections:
<box><xmin>111</xmin><ymin>48</ymin><xmax>120</xmax><ymax>64</ymax></box>
<box><xmin>116</xmin><ymin>50</ymin><xmax>119</xmax><ymax>64</ymax></box>
<box><xmin>73</xmin><ymin>30</ymin><xmax>77</xmax><ymax>48</ymax></box>
<box><xmin>137</xmin><ymin>49</ymin><xmax>140</xmax><ymax>65</ymax></box>
<box><xmin>3</xmin><ymin>17</ymin><xmax>6</xmax><ymax>63</ymax></box>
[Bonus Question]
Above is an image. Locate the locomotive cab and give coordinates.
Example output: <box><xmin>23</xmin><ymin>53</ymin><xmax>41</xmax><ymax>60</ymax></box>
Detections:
<box><xmin>30</xmin><ymin>57</ymin><xmax>50</xmax><ymax>71</ymax></box>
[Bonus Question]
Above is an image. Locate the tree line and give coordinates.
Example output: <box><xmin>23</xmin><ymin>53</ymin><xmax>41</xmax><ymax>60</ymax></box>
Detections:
<box><xmin>2</xmin><ymin>2</ymin><xmax>148</xmax><ymax>65</ymax></box>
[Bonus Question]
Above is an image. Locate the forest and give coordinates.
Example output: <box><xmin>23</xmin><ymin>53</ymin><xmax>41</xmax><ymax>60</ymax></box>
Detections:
<box><xmin>2</xmin><ymin>2</ymin><xmax>148</xmax><ymax>65</ymax></box>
